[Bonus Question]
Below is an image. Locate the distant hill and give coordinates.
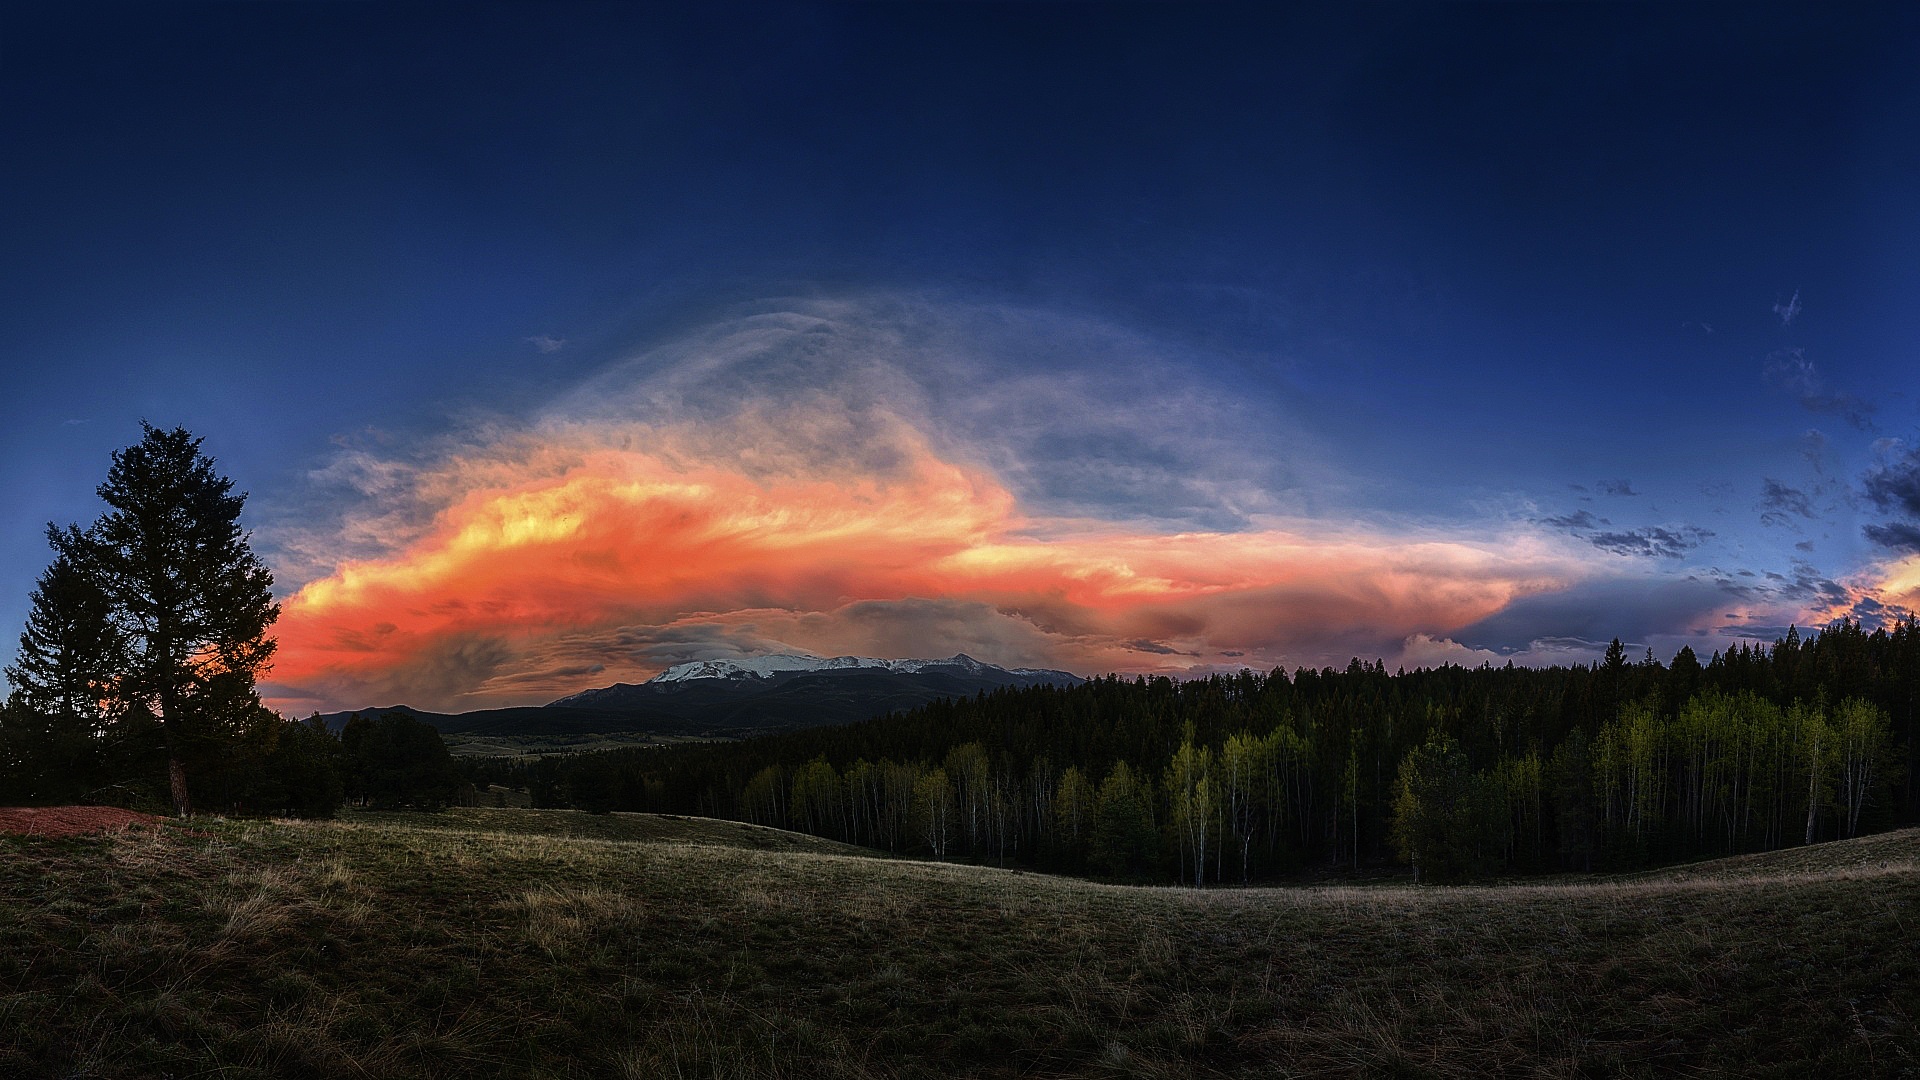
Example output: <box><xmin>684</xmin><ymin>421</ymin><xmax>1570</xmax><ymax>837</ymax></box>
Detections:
<box><xmin>320</xmin><ymin>653</ymin><xmax>1082</xmax><ymax>737</ymax></box>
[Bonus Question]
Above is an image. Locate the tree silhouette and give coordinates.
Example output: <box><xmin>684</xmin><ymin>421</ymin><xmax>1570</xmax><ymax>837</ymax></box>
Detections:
<box><xmin>4</xmin><ymin>531</ymin><xmax>129</xmax><ymax>800</ymax></box>
<box><xmin>82</xmin><ymin>424</ymin><xmax>279</xmax><ymax>817</ymax></box>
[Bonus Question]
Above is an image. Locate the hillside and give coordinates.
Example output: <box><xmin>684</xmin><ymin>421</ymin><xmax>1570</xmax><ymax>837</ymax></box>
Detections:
<box><xmin>2</xmin><ymin>810</ymin><xmax>1913</xmax><ymax>1078</ymax></box>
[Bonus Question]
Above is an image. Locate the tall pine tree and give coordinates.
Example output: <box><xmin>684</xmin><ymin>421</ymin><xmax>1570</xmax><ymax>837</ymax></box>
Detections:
<box><xmin>82</xmin><ymin>424</ymin><xmax>279</xmax><ymax>817</ymax></box>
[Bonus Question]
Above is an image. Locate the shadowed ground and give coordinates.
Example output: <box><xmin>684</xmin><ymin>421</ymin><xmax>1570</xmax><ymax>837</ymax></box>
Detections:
<box><xmin>2</xmin><ymin>808</ymin><xmax>1913</xmax><ymax>1078</ymax></box>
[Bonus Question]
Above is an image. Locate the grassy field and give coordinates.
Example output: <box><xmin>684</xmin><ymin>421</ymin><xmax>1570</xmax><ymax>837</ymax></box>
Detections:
<box><xmin>1</xmin><ymin>808</ymin><xmax>1914</xmax><ymax>1078</ymax></box>
<box><xmin>441</xmin><ymin>732</ymin><xmax>726</xmax><ymax>758</ymax></box>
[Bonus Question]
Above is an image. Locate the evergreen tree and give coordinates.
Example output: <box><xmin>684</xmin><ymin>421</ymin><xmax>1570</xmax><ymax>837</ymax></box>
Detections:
<box><xmin>7</xmin><ymin>530</ymin><xmax>128</xmax><ymax>728</ymax></box>
<box><xmin>83</xmin><ymin>425</ymin><xmax>280</xmax><ymax>817</ymax></box>
<box><xmin>1390</xmin><ymin>731</ymin><xmax>1483</xmax><ymax>883</ymax></box>
<box><xmin>1089</xmin><ymin>762</ymin><xmax>1156</xmax><ymax>878</ymax></box>
<box><xmin>2</xmin><ymin>533</ymin><xmax>130</xmax><ymax>801</ymax></box>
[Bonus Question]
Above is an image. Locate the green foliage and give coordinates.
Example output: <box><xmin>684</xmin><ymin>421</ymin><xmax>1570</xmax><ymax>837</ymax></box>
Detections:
<box><xmin>462</xmin><ymin>618</ymin><xmax>1919</xmax><ymax>884</ymax></box>
<box><xmin>1089</xmin><ymin>762</ymin><xmax>1156</xmax><ymax>878</ymax></box>
<box><xmin>1390</xmin><ymin>731</ymin><xmax>1491</xmax><ymax>883</ymax></box>
<box><xmin>1164</xmin><ymin>734</ymin><xmax>1218</xmax><ymax>886</ymax></box>
<box><xmin>340</xmin><ymin>712</ymin><xmax>461</xmax><ymax>809</ymax></box>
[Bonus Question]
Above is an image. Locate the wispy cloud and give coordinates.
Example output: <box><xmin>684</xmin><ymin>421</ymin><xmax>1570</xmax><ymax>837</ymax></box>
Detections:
<box><xmin>1537</xmin><ymin>508</ymin><xmax>1710</xmax><ymax>559</ymax></box>
<box><xmin>1586</xmin><ymin>525</ymin><xmax>1713</xmax><ymax>559</ymax></box>
<box><xmin>1763</xmin><ymin>348</ymin><xmax>1873</xmax><ymax>430</ymax></box>
<box><xmin>1772</xmin><ymin>288</ymin><xmax>1802</xmax><ymax>326</ymax></box>
<box><xmin>526</xmin><ymin>334</ymin><xmax>567</xmax><ymax>354</ymax></box>
<box><xmin>1537</xmin><ymin>510</ymin><xmax>1606</xmax><ymax>532</ymax></box>
<box><xmin>1757</xmin><ymin>478</ymin><xmax>1815</xmax><ymax>529</ymax></box>
<box><xmin>1800</xmin><ymin>428</ymin><xmax>1829</xmax><ymax>474</ymax></box>
<box><xmin>1595</xmin><ymin>479</ymin><xmax>1638</xmax><ymax>497</ymax></box>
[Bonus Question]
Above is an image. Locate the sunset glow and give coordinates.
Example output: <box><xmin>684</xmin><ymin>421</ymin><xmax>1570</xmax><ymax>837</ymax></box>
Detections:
<box><xmin>266</xmin><ymin>414</ymin><xmax>1596</xmax><ymax>713</ymax></box>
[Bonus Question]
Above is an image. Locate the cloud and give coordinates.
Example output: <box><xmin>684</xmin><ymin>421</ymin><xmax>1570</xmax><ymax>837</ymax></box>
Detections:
<box><xmin>260</xmin><ymin>296</ymin><xmax>1626</xmax><ymax>713</ymax></box>
<box><xmin>1862</xmin><ymin>442</ymin><xmax>1920</xmax><ymax>516</ymax></box>
<box><xmin>261</xmin><ymin>427</ymin><xmax>1588</xmax><ymax>711</ymax></box>
<box><xmin>1586</xmin><ymin>525</ymin><xmax>1713</xmax><ymax>559</ymax></box>
<box><xmin>1773</xmin><ymin>288</ymin><xmax>1802</xmax><ymax>326</ymax></box>
<box><xmin>1757</xmin><ymin>478</ymin><xmax>1815</xmax><ymax>528</ymax></box>
<box><xmin>1764</xmin><ymin>560</ymin><xmax>1851</xmax><ymax>608</ymax></box>
<box><xmin>1596</xmin><ymin>479</ymin><xmax>1638</xmax><ymax>497</ymax></box>
<box><xmin>1764</xmin><ymin>348</ymin><xmax>1873</xmax><ymax>430</ymax></box>
<box><xmin>1536</xmin><ymin>510</ymin><xmax>1606</xmax><ymax>531</ymax></box>
<box><xmin>1800</xmin><ymin>429</ymin><xmax>1829</xmax><ymax>474</ymax></box>
<box><xmin>1393</xmin><ymin>632</ymin><xmax>1609</xmax><ymax>671</ymax></box>
<box><xmin>260</xmin><ymin>294</ymin><xmax>1841</xmax><ymax>714</ymax></box>
<box><xmin>1863</xmin><ymin>522</ymin><xmax>1920</xmax><ymax>555</ymax></box>
<box><xmin>1451</xmin><ymin>577</ymin><xmax>1732</xmax><ymax>654</ymax></box>
<box><xmin>526</xmin><ymin>334</ymin><xmax>567</xmax><ymax>354</ymax></box>
<box><xmin>1822</xmin><ymin>558</ymin><xmax>1920</xmax><ymax>631</ymax></box>
<box><xmin>1861</xmin><ymin>440</ymin><xmax>1920</xmax><ymax>553</ymax></box>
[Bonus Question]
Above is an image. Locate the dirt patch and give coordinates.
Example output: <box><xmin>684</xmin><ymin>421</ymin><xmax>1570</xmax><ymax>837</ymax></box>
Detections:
<box><xmin>0</xmin><ymin>806</ymin><xmax>165</xmax><ymax>838</ymax></box>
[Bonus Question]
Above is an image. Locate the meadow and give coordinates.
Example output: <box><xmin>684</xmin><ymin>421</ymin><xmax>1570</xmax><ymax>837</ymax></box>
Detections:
<box><xmin>2</xmin><ymin>807</ymin><xmax>1914</xmax><ymax>1078</ymax></box>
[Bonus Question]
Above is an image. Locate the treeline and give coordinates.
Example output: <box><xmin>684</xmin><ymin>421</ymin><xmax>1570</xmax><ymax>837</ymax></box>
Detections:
<box><xmin>0</xmin><ymin>704</ymin><xmax>466</xmax><ymax>817</ymax></box>
<box><xmin>470</xmin><ymin>624</ymin><xmax>1916</xmax><ymax>882</ymax></box>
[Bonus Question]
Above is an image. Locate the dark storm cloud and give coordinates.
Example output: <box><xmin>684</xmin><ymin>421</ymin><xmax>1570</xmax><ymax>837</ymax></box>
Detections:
<box><xmin>1453</xmin><ymin>578</ymin><xmax>1730</xmax><ymax>654</ymax></box>
<box><xmin>1587</xmin><ymin>525</ymin><xmax>1713</xmax><ymax>559</ymax></box>
<box><xmin>1764</xmin><ymin>349</ymin><xmax>1874</xmax><ymax>430</ymax></box>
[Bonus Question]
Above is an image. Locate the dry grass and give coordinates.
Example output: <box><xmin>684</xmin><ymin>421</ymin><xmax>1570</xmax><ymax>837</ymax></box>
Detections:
<box><xmin>1</xmin><ymin>810</ymin><xmax>1914</xmax><ymax>1078</ymax></box>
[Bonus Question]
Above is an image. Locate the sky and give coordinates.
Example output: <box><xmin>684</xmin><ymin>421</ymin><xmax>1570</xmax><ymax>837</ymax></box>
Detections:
<box><xmin>4</xmin><ymin>3</ymin><xmax>1920</xmax><ymax>716</ymax></box>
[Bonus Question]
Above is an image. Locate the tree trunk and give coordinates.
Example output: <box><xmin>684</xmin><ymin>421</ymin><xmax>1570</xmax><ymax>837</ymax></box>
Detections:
<box><xmin>1803</xmin><ymin>727</ymin><xmax>1820</xmax><ymax>846</ymax></box>
<box><xmin>168</xmin><ymin>754</ymin><xmax>193</xmax><ymax>819</ymax></box>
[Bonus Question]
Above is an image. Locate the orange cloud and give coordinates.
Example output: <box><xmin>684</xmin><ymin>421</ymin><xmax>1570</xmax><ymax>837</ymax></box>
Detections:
<box><xmin>264</xmin><ymin>414</ymin><xmax>1596</xmax><ymax>714</ymax></box>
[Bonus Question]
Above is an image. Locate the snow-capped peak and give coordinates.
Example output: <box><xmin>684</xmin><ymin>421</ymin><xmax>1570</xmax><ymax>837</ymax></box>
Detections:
<box><xmin>647</xmin><ymin>653</ymin><xmax>998</xmax><ymax>683</ymax></box>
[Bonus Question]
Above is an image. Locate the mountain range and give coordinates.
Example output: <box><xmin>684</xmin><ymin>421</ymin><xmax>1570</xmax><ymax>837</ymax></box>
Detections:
<box><xmin>321</xmin><ymin>653</ymin><xmax>1083</xmax><ymax>738</ymax></box>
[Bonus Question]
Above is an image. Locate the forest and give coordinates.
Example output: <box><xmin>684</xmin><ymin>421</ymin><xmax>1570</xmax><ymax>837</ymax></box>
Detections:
<box><xmin>468</xmin><ymin>624</ymin><xmax>1915</xmax><ymax>884</ymax></box>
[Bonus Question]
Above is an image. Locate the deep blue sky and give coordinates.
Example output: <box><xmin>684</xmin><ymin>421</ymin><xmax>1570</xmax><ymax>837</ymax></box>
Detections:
<box><xmin>5</xmin><ymin>3</ymin><xmax>1919</xmax><ymax>709</ymax></box>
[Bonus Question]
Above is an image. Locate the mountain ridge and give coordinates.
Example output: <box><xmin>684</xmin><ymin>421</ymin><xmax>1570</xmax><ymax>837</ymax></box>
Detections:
<box><xmin>550</xmin><ymin>652</ymin><xmax>1079</xmax><ymax>706</ymax></box>
<box><xmin>322</xmin><ymin>654</ymin><xmax>1084</xmax><ymax>738</ymax></box>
